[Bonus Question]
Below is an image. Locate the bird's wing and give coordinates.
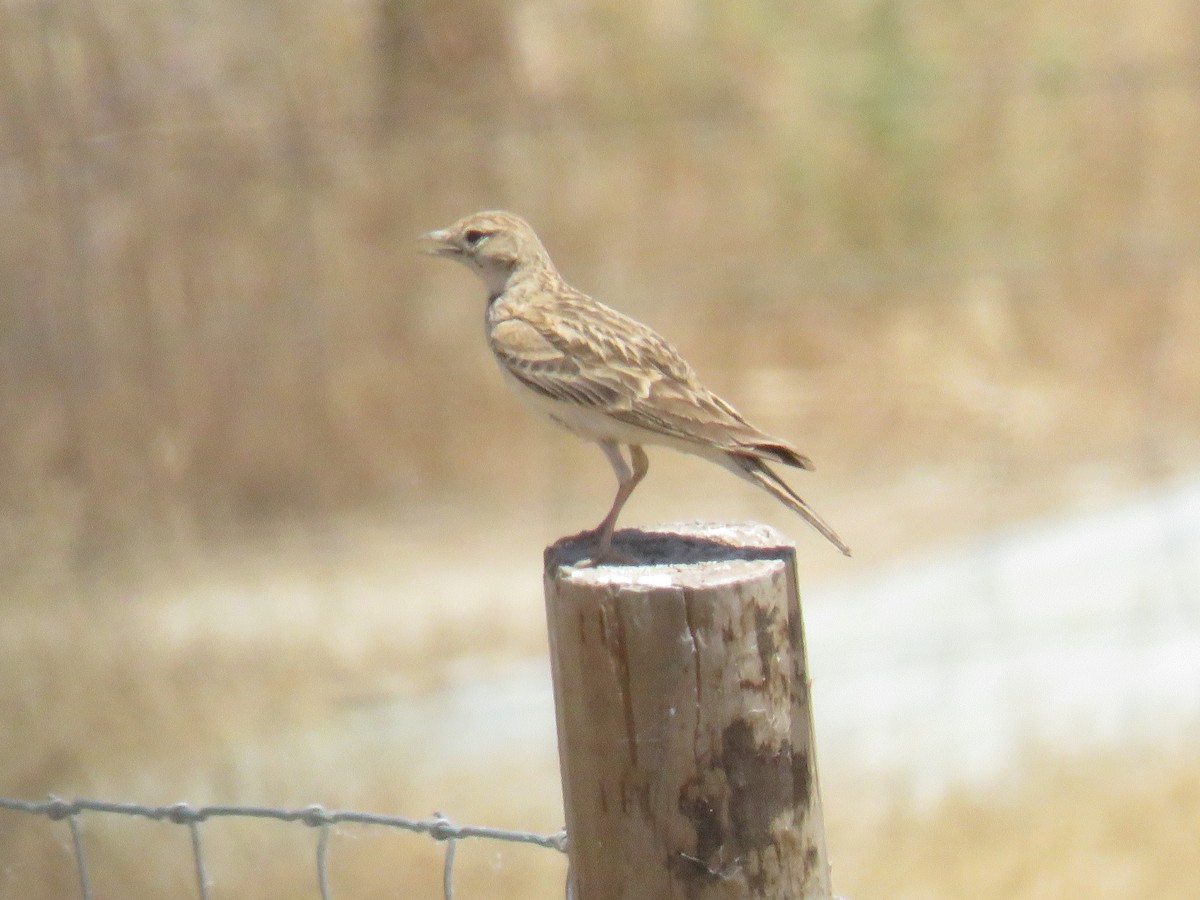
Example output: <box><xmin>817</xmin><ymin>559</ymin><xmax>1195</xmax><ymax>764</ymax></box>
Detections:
<box><xmin>490</xmin><ymin>297</ymin><xmax>813</xmax><ymax>469</ymax></box>
<box><xmin>489</xmin><ymin>315</ymin><xmax>626</xmax><ymax>407</ymax></box>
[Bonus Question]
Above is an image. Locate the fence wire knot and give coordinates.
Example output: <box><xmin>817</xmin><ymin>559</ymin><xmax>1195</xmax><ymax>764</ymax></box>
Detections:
<box><xmin>44</xmin><ymin>795</ymin><xmax>75</xmax><ymax>820</ymax></box>
<box><xmin>430</xmin><ymin>812</ymin><xmax>456</xmax><ymax>842</ymax></box>
<box><xmin>301</xmin><ymin>804</ymin><xmax>333</xmax><ymax>827</ymax></box>
<box><xmin>168</xmin><ymin>802</ymin><xmax>199</xmax><ymax>824</ymax></box>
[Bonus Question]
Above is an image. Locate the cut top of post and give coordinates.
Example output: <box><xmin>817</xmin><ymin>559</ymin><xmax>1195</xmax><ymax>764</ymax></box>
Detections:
<box><xmin>544</xmin><ymin>521</ymin><xmax>799</xmax><ymax>587</ymax></box>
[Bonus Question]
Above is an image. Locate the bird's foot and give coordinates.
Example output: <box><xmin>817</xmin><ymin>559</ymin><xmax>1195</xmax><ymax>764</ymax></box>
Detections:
<box><xmin>573</xmin><ymin>547</ymin><xmax>638</xmax><ymax>568</ymax></box>
<box><xmin>567</xmin><ymin>528</ymin><xmax>637</xmax><ymax>567</ymax></box>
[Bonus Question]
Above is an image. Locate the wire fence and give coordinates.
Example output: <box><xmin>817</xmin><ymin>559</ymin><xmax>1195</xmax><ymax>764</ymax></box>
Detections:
<box><xmin>0</xmin><ymin>795</ymin><xmax>568</xmax><ymax>900</ymax></box>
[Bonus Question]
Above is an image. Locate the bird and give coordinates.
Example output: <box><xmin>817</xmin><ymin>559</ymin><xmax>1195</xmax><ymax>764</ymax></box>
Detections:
<box><xmin>419</xmin><ymin>210</ymin><xmax>850</xmax><ymax>563</ymax></box>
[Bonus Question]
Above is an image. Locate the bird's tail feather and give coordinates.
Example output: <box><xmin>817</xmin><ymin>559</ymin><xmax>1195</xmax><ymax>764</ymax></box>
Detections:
<box><xmin>738</xmin><ymin>439</ymin><xmax>814</xmax><ymax>471</ymax></box>
<box><xmin>724</xmin><ymin>453</ymin><xmax>852</xmax><ymax>556</ymax></box>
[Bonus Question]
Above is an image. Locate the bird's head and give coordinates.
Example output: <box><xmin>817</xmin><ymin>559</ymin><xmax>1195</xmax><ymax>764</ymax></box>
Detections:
<box><xmin>419</xmin><ymin>210</ymin><xmax>554</xmax><ymax>297</ymax></box>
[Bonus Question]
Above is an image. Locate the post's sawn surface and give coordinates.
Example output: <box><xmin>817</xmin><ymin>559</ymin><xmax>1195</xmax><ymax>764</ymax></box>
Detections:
<box><xmin>544</xmin><ymin>522</ymin><xmax>832</xmax><ymax>900</ymax></box>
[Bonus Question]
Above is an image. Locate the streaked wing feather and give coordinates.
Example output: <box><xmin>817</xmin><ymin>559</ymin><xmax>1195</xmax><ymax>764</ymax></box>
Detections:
<box><xmin>490</xmin><ymin>295</ymin><xmax>808</xmax><ymax>464</ymax></box>
<box><xmin>489</xmin><ymin>317</ymin><xmax>630</xmax><ymax>407</ymax></box>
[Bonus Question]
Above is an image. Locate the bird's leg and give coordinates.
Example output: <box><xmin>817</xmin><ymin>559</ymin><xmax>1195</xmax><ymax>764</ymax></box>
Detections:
<box><xmin>582</xmin><ymin>442</ymin><xmax>649</xmax><ymax>564</ymax></box>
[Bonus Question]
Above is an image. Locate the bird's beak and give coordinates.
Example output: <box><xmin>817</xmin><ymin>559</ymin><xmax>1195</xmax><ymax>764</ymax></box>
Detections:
<box><xmin>418</xmin><ymin>228</ymin><xmax>460</xmax><ymax>256</ymax></box>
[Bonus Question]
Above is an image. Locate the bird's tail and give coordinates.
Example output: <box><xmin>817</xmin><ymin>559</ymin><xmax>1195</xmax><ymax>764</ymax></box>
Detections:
<box><xmin>723</xmin><ymin>453</ymin><xmax>852</xmax><ymax>557</ymax></box>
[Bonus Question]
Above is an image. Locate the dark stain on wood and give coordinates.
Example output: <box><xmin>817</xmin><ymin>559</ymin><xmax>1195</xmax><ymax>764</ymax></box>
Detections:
<box><xmin>753</xmin><ymin>603</ymin><xmax>780</xmax><ymax>686</ymax></box>
<box><xmin>724</xmin><ymin>719</ymin><xmax>790</xmax><ymax>853</ymax></box>
<box><xmin>676</xmin><ymin>719</ymin><xmax>795</xmax><ymax>893</ymax></box>
<box><xmin>678</xmin><ymin>771</ymin><xmax>724</xmax><ymax>868</ymax></box>
<box><xmin>792</xmin><ymin>747</ymin><xmax>811</xmax><ymax>811</ymax></box>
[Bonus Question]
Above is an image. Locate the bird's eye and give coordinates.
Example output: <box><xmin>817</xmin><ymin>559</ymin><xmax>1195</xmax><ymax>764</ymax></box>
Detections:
<box><xmin>464</xmin><ymin>229</ymin><xmax>487</xmax><ymax>246</ymax></box>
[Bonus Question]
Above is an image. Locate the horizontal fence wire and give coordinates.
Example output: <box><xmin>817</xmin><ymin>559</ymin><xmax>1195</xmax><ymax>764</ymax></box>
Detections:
<box><xmin>0</xmin><ymin>795</ymin><xmax>568</xmax><ymax>900</ymax></box>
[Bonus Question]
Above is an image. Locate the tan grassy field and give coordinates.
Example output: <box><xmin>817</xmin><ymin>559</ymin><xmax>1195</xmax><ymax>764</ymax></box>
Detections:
<box><xmin>2</xmin><ymin>1</ymin><xmax>1199</xmax><ymax>897</ymax></box>
<box><xmin>2</xmin><ymin>0</ymin><xmax>1198</xmax><ymax>580</ymax></box>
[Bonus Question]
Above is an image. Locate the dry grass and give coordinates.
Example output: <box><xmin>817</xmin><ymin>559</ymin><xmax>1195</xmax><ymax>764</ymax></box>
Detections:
<box><xmin>2</xmin><ymin>2</ymin><xmax>1199</xmax><ymax>898</ymax></box>
<box><xmin>2</xmin><ymin>0</ymin><xmax>1199</xmax><ymax>585</ymax></box>
<box><xmin>826</xmin><ymin>746</ymin><xmax>1200</xmax><ymax>900</ymax></box>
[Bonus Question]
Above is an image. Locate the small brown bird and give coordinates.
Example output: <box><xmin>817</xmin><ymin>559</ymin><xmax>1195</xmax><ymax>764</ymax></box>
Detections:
<box><xmin>420</xmin><ymin>210</ymin><xmax>850</xmax><ymax>562</ymax></box>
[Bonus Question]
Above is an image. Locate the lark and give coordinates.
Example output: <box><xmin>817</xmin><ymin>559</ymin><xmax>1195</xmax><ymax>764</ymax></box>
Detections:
<box><xmin>420</xmin><ymin>210</ymin><xmax>850</xmax><ymax>562</ymax></box>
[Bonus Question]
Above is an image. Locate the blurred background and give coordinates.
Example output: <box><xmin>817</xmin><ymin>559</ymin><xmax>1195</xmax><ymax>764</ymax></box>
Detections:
<box><xmin>2</xmin><ymin>0</ymin><xmax>1199</xmax><ymax>897</ymax></box>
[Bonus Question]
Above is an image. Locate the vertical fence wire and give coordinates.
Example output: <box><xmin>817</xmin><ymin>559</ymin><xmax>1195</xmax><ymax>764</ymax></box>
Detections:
<box><xmin>432</xmin><ymin>811</ymin><xmax>457</xmax><ymax>900</ymax></box>
<box><xmin>65</xmin><ymin>810</ymin><xmax>91</xmax><ymax>900</ymax></box>
<box><xmin>442</xmin><ymin>835</ymin><xmax>458</xmax><ymax>900</ymax></box>
<box><xmin>188</xmin><ymin>820</ymin><xmax>210</xmax><ymax>900</ymax></box>
<box><xmin>316</xmin><ymin>822</ymin><xmax>332</xmax><ymax>900</ymax></box>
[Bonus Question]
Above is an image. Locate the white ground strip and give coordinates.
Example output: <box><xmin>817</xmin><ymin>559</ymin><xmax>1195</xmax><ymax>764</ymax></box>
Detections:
<box><xmin>804</xmin><ymin>472</ymin><xmax>1200</xmax><ymax>795</ymax></box>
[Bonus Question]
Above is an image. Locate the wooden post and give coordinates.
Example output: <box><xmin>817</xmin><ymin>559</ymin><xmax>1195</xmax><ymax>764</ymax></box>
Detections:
<box><xmin>544</xmin><ymin>522</ymin><xmax>832</xmax><ymax>900</ymax></box>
